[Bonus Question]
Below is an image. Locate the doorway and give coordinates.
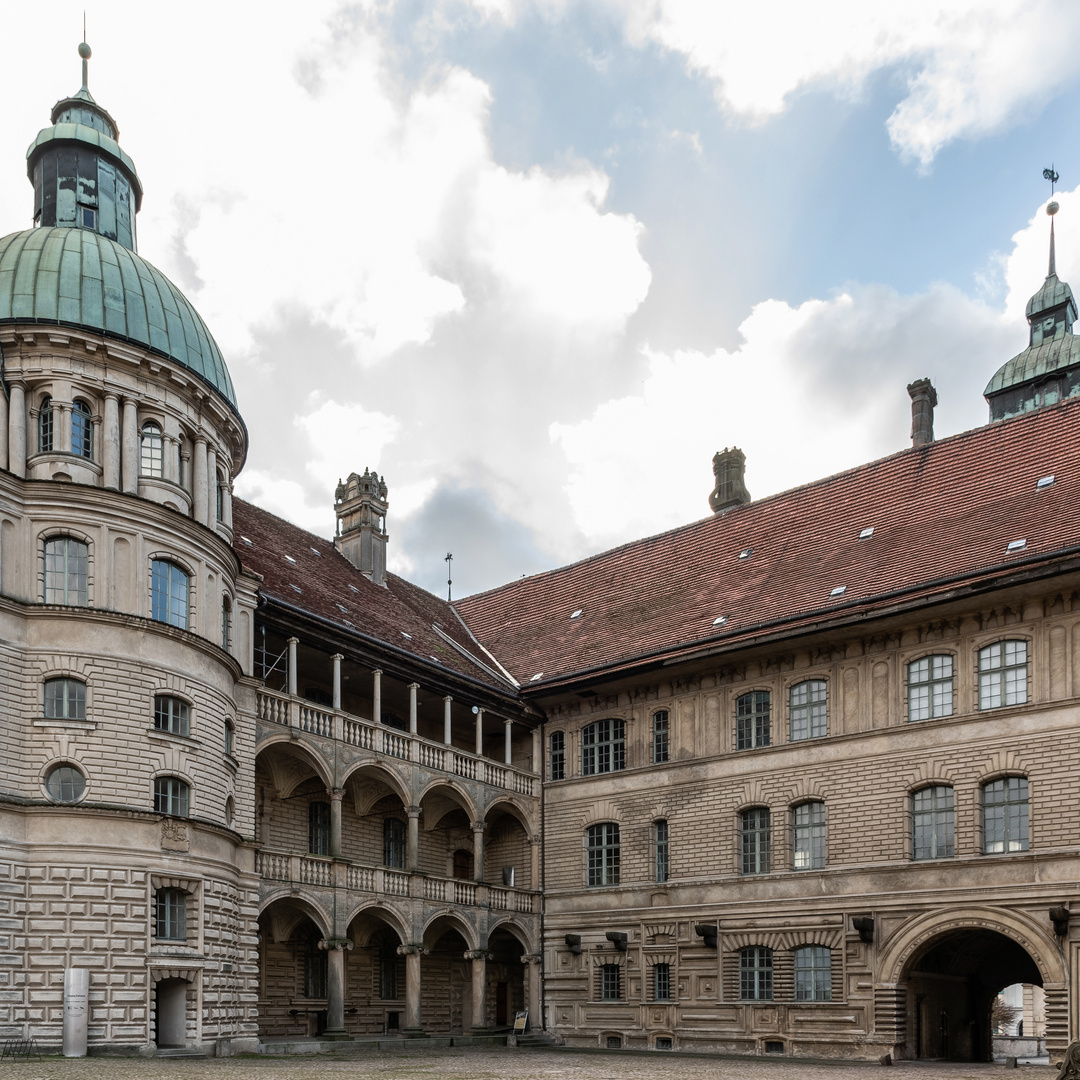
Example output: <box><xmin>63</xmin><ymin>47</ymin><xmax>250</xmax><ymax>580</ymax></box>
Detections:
<box><xmin>155</xmin><ymin>978</ymin><xmax>188</xmax><ymax>1048</ymax></box>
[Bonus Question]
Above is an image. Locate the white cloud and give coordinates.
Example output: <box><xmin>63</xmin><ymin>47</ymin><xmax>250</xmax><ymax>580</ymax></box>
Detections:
<box><xmin>295</xmin><ymin>399</ymin><xmax>401</xmax><ymax>485</ymax></box>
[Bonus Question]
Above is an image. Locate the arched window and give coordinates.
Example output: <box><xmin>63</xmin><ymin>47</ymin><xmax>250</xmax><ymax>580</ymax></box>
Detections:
<box><xmin>71</xmin><ymin>400</ymin><xmax>93</xmax><ymax>460</ymax></box>
<box><xmin>216</xmin><ymin>470</ymin><xmax>225</xmax><ymax>522</ymax></box>
<box><xmin>154</xmin><ymin>887</ymin><xmax>187</xmax><ymax>941</ymax></box>
<box><xmin>44</xmin><ymin>536</ymin><xmax>88</xmax><ymax>605</ymax></box>
<box><xmin>790</xmin><ymin>680</ymin><xmax>827</xmax><ymax>741</ymax></box>
<box><xmin>151</xmin><ymin>559</ymin><xmax>189</xmax><ymax>629</ymax></box>
<box><xmin>221</xmin><ymin>596</ymin><xmax>231</xmax><ymax>650</ymax></box>
<box><xmin>586</xmin><ymin>822</ymin><xmax>620</xmax><ymax>886</ymax></box>
<box><xmin>736</xmin><ymin>691</ymin><xmax>771</xmax><ymax>749</ymax></box>
<box><xmin>908</xmin><ymin>654</ymin><xmax>954</xmax><ymax>721</ymax></box>
<box><xmin>794</xmin><ymin>946</ymin><xmax>832</xmax><ymax>1001</ymax></box>
<box><xmin>44</xmin><ymin>764</ymin><xmax>86</xmax><ymax>804</ymax></box>
<box><xmin>43</xmin><ymin>677</ymin><xmax>86</xmax><ymax>721</ymax></box>
<box><xmin>153</xmin><ymin>695</ymin><xmax>190</xmax><ymax>737</ymax></box>
<box><xmin>140</xmin><ymin>421</ymin><xmax>164</xmax><ymax>477</ymax></box>
<box><xmin>309</xmin><ymin>801</ymin><xmax>331</xmax><ymax>856</ymax></box>
<box><xmin>740</xmin><ymin>808</ymin><xmax>771</xmax><ymax>874</ymax></box>
<box><xmin>549</xmin><ymin>731</ymin><xmax>565</xmax><ymax>780</ymax></box>
<box><xmin>912</xmin><ymin>785</ymin><xmax>953</xmax><ymax>860</ymax></box>
<box><xmin>792</xmin><ymin>801</ymin><xmax>825</xmax><ymax>870</ymax></box>
<box><xmin>581</xmin><ymin>719</ymin><xmax>625</xmax><ymax>775</ymax></box>
<box><xmin>983</xmin><ymin>777</ymin><xmax>1029</xmax><ymax>853</ymax></box>
<box><xmin>978</xmin><ymin>640</ymin><xmax>1028</xmax><ymax>709</ymax></box>
<box><xmin>223</xmin><ymin>720</ymin><xmax>235</xmax><ymax>757</ymax></box>
<box><xmin>739</xmin><ymin>946</ymin><xmax>773</xmax><ymax>1000</ymax></box>
<box><xmin>154</xmin><ymin>776</ymin><xmax>190</xmax><ymax>817</ymax></box>
<box><xmin>38</xmin><ymin>396</ymin><xmax>53</xmax><ymax>452</ymax></box>
<box><xmin>383</xmin><ymin>817</ymin><xmax>406</xmax><ymax>868</ymax></box>
<box><xmin>654</xmin><ymin>819</ymin><xmax>669</xmax><ymax>882</ymax></box>
<box><xmin>652</xmin><ymin>710</ymin><xmax>669</xmax><ymax>763</ymax></box>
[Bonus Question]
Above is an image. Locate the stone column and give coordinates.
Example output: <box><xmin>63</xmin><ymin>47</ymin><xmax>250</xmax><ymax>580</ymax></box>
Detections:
<box><xmin>207</xmin><ymin>445</ymin><xmax>218</xmax><ymax>523</ymax></box>
<box><xmin>531</xmin><ymin>728</ymin><xmax>541</xmax><ymax>775</ymax></box>
<box><xmin>443</xmin><ymin>696</ymin><xmax>452</xmax><ymax>745</ymax></box>
<box><xmin>102</xmin><ymin>393</ymin><xmax>120</xmax><ymax>489</ymax></box>
<box><xmin>504</xmin><ymin>719</ymin><xmax>513</xmax><ymax>765</ymax></box>
<box><xmin>223</xmin><ymin>475</ymin><xmax>233</xmax><ymax>530</ymax></box>
<box><xmin>522</xmin><ymin>954</ymin><xmax>542</xmax><ymax>1025</ymax></box>
<box><xmin>8</xmin><ymin>383</ymin><xmax>26</xmax><ymax>477</ymax></box>
<box><xmin>466</xmin><ymin>950</ymin><xmax>492</xmax><ymax>1033</ymax></box>
<box><xmin>330</xmin><ymin>789</ymin><xmax>343</xmax><ymax>859</ymax></box>
<box><xmin>121</xmin><ymin>398</ymin><xmax>137</xmax><ymax>493</ymax></box>
<box><xmin>0</xmin><ymin>383</ymin><xmax>8</xmax><ymax>471</ymax></box>
<box><xmin>472</xmin><ymin>821</ymin><xmax>486</xmax><ymax>881</ymax></box>
<box><xmin>193</xmin><ymin>436</ymin><xmax>208</xmax><ymax>525</ymax></box>
<box><xmin>180</xmin><ymin>442</ymin><xmax>192</xmax><ymax>494</ymax></box>
<box><xmin>408</xmin><ymin>683</ymin><xmax>419</xmax><ymax>734</ymax></box>
<box><xmin>530</xmin><ymin>833</ymin><xmax>541</xmax><ymax>888</ymax></box>
<box><xmin>407</xmin><ymin>805</ymin><xmax>421</xmax><ymax>871</ymax></box>
<box><xmin>57</xmin><ymin>401</ymin><xmax>71</xmax><ymax>454</ymax></box>
<box><xmin>287</xmin><ymin>637</ymin><xmax>299</xmax><ymax>697</ymax></box>
<box><xmin>319</xmin><ymin>938</ymin><xmax>353</xmax><ymax>1039</ymax></box>
<box><xmin>164</xmin><ymin>435</ymin><xmax>179</xmax><ymax>485</ymax></box>
<box><xmin>372</xmin><ymin>669</ymin><xmax>382</xmax><ymax>724</ymax></box>
<box><xmin>397</xmin><ymin>944</ymin><xmax>429</xmax><ymax>1036</ymax></box>
<box><xmin>475</xmin><ymin>708</ymin><xmax>484</xmax><ymax>756</ymax></box>
<box><xmin>332</xmin><ymin>654</ymin><xmax>343</xmax><ymax>710</ymax></box>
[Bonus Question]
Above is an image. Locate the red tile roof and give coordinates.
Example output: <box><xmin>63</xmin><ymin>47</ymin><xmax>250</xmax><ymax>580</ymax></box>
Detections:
<box><xmin>232</xmin><ymin>499</ymin><xmax>515</xmax><ymax>694</ymax></box>
<box><xmin>455</xmin><ymin>399</ymin><xmax>1080</xmax><ymax>689</ymax></box>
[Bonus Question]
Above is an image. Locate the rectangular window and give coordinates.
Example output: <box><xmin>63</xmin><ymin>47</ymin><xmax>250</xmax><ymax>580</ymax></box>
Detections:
<box><xmin>71</xmin><ymin>402</ymin><xmax>93</xmax><ymax>460</ymax></box>
<box><xmin>983</xmin><ymin>777</ymin><xmax>1029</xmax><ymax>853</ymax></box>
<box><xmin>793</xmin><ymin>802</ymin><xmax>826</xmax><ymax>870</ymax></box>
<box><xmin>581</xmin><ymin>719</ymin><xmax>625</xmax><ymax>775</ymax></box>
<box><xmin>587</xmin><ymin>822</ymin><xmax>620</xmax><ymax>886</ymax></box>
<box><xmin>44</xmin><ymin>537</ymin><xmax>89</xmax><ymax>605</ymax></box>
<box><xmin>654</xmin><ymin>819</ymin><xmax>669</xmax><ymax>883</ymax></box>
<box><xmin>550</xmin><ymin>731</ymin><xmax>565</xmax><ymax>781</ymax></box>
<box><xmin>305</xmin><ymin>946</ymin><xmax>328</xmax><ymax>999</ymax></box>
<box><xmin>43</xmin><ymin>678</ymin><xmax>86</xmax><ymax>721</ymax></box>
<box><xmin>741</xmin><ymin>808</ymin><xmax>771</xmax><ymax>874</ymax></box>
<box><xmin>652</xmin><ymin>710</ymin><xmax>669</xmax><ymax>763</ymax></box>
<box><xmin>908</xmin><ymin>654</ymin><xmax>954</xmax><ymax>721</ymax></box>
<box><xmin>600</xmin><ymin>964</ymin><xmax>621</xmax><ymax>1001</ymax></box>
<box><xmin>309</xmin><ymin>801</ymin><xmax>331</xmax><ymax>856</ymax></box>
<box><xmin>790</xmin><ymin>681</ymin><xmax>827</xmax><ymax>741</ymax></box>
<box><xmin>379</xmin><ymin>941</ymin><xmax>399</xmax><ymax>1000</ymax></box>
<box><xmin>383</xmin><ymin>818</ymin><xmax>406</xmax><ymax>868</ymax></box>
<box><xmin>978</xmin><ymin>640</ymin><xmax>1028</xmax><ymax>709</ymax></box>
<box><xmin>739</xmin><ymin>947</ymin><xmax>773</xmax><ymax>1000</ymax></box>
<box><xmin>154</xmin><ymin>888</ymin><xmax>187</xmax><ymax>941</ymax></box>
<box><xmin>736</xmin><ymin>691</ymin><xmax>771</xmax><ymax>750</ymax></box>
<box><xmin>794</xmin><ymin>946</ymin><xmax>832</xmax><ymax>1001</ymax></box>
<box><xmin>154</xmin><ymin>776</ymin><xmax>190</xmax><ymax>817</ymax></box>
<box><xmin>151</xmin><ymin>560</ymin><xmax>189</xmax><ymax>629</ymax></box>
<box><xmin>653</xmin><ymin>963</ymin><xmax>671</xmax><ymax>1001</ymax></box>
<box><xmin>153</xmin><ymin>695</ymin><xmax>190</xmax><ymax>737</ymax></box>
<box><xmin>912</xmin><ymin>785</ymin><xmax>954</xmax><ymax>860</ymax></box>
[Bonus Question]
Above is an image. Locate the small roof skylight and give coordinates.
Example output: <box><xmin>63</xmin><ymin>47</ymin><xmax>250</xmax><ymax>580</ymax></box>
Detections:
<box><xmin>1007</xmin><ymin>539</ymin><xmax>1027</xmax><ymax>552</ymax></box>
<box><xmin>430</xmin><ymin>655</ymin><xmax>440</xmax><ymax>663</ymax></box>
<box><xmin>830</xmin><ymin>585</ymin><xmax>846</xmax><ymax>597</ymax></box>
<box><xmin>712</xmin><ymin>615</ymin><xmax>727</xmax><ymax>626</ymax></box>
<box><xmin>284</xmin><ymin>555</ymin><xmax>297</xmax><ymax>565</ymax></box>
<box><xmin>336</xmin><ymin>603</ymin><xmax>348</xmax><ymax>613</ymax></box>
<box><xmin>738</xmin><ymin>548</ymin><xmax>752</xmax><ymax>560</ymax></box>
<box><xmin>343</xmin><ymin>619</ymin><xmax>354</xmax><ymax>627</ymax></box>
<box><xmin>349</xmin><ymin>585</ymin><xmax>360</xmax><ymax>593</ymax></box>
<box><xmin>858</xmin><ymin>527</ymin><xmax>874</xmax><ymax>539</ymax></box>
<box><xmin>240</xmin><ymin>536</ymin><xmax>253</xmax><ymax>546</ymax></box>
<box><xmin>289</xmin><ymin>583</ymin><xmax>302</xmax><ymax>593</ymax></box>
<box><xmin>310</xmin><ymin>547</ymin><xmax>322</xmax><ymax>556</ymax></box>
<box><xmin>401</xmin><ymin>631</ymin><xmax>413</xmax><ymax>640</ymax></box>
<box><xmin>530</xmin><ymin>672</ymin><xmax>544</xmax><ymax>682</ymax></box>
<box><xmin>570</xmin><ymin>609</ymin><xmax>583</xmax><ymax>620</ymax></box>
<box><xmin>1037</xmin><ymin>475</ymin><xmax>1056</xmax><ymax>489</ymax></box>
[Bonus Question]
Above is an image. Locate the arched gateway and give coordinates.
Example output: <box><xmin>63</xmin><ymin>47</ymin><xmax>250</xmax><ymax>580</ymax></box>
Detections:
<box><xmin>876</xmin><ymin>909</ymin><xmax>1066</xmax><ymax>1062</ymax></box>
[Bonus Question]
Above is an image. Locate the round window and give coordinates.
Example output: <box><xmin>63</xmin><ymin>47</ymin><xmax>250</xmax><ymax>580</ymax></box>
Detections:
<box><xmin>45</xmin><ymin>764</ymin><xmax>86</xmax><ymax>804</ymax></box>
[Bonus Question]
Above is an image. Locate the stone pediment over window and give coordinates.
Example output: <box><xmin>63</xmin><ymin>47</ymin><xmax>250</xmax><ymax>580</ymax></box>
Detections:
<box><xmin>643</xmin><ymin>952</ymin><xmax>675</xmax><ymax>967</ymax></box>
<box><xmin>723</xmin><ymin>928</ymin><xmax>843</xmax><ymax>952</ymax></box>
<box><xmin>644</xmin><ymin>923</ymin><xmax>677</xmax><ymax>944</ymax></box>
<box><xmin>591</xmin><ymin>952</ymin><xmax>625</xmax><ymax>967</ymax></box>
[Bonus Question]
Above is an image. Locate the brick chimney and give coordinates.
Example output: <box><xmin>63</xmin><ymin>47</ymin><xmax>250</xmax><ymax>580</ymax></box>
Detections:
<box><xmin>709</xmin><ymin>447</ymin><xmax>751</xmax><ymax>514</ymax></box>
<box><xmin>334</xmin><ymin>469</ymin><xmax>388</xmax><ymax>587</ymax></box>
<box><xmin>907</xmin><ymin>379</ymin><xmax>937</xmax><ymax>447</ymax></box>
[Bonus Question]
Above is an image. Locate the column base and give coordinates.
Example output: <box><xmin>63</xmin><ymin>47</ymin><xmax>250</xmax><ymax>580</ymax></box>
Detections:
<box><xmin>403</xmin><ymin>1027</ymin><xmax>428</xmax><ymax>1039</ymax></box>
<box><xmin>321</xmin><ymin>1028</ymin><xmax>351</xmax><ymax>1041</ymax></box>
<box><xmin>469</xmin><ymin>1026</ymin><xmax>491</xmax><ymax>1036</ymax></box>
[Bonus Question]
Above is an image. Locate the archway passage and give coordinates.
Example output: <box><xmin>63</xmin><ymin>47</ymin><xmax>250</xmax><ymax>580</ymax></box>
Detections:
<box><xmin>904</xmin><ymin>928</ymin><xmax>1042</xmax><ymax>1061</ymax></box>
<box><xmin>257</xmin><ymin>900</ymin><xmax>329</xmax><ymax>1039</ymax></box>
<box><xmin>487</xmin><ymin>927</ymin><xmax>526</xmax><ymax>1029</ymax></box>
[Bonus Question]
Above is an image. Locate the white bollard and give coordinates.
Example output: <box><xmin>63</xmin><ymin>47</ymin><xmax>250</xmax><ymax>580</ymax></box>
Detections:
<box><xmin>63</xmin><ymin>968</ymin><xmax>89</xmax><ymax>1057</ymax></box>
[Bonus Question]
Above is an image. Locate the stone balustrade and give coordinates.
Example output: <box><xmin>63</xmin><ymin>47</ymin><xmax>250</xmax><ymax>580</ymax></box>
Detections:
<box><xmin>255</xmin><ymin>688</ymin><xmax>537</xmax><ymax>797</ymax></box>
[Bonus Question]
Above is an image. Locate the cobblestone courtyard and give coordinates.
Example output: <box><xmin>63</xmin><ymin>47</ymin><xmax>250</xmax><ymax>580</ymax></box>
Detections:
<box><xmin>0</xmin><ymin>1047</ymin><xmax>1057</xmax><ymax>1080</ymax></box>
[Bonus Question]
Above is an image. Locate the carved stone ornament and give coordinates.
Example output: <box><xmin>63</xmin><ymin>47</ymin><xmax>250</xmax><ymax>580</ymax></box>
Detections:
<box><xmin>1054</xmin><ymin>1039</ymin><xmax>1080</xmax><ymax>1079</ymax></box>
<box><xmin>160</xmin><ymin>818</ymin><xmax>189</xmax><ymax>852</ymax></box>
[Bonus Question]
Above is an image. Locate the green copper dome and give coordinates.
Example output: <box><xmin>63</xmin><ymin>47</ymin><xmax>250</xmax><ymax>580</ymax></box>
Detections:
<box><xmin>0</xmin><ymin>226</ymin><xmax>237</xmax><ymax>410</ymax></box>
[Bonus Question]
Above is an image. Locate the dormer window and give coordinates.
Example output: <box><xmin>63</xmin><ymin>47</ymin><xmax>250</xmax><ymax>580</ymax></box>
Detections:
<box><xmin>80</xmin><ymin>207</ymin><xmax>96</xmax><ymax>230</ymax></box>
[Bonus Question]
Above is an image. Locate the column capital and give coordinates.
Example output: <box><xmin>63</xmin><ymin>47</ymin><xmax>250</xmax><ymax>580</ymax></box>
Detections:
<box><xmin>471</xmin><ymin>820</ymin><xmax>487</xmax><ymax>834</ymax></box>
<box><xmin>408</xmin><ymin>682</ymin><xmax>420</xmax><ymax>690</ymax></box>
<box><xmin>194</xmin><ymin>433</ymin><xmax>207</xmax><ymax>446</ymax></box>
<box><xmin>406</xmin><ymin>805</ymin><xmax>422</xmax><ymax>819</ymax></box>
<box><xmin>504</xmin><ymin>717</ymin><xmax>513</xmax><ymax>726</ymax></box>
<box><xmin>443</xmin><ymin>695</ymin><xmax>453</xmax><ymax>703</ymax></box>
<box><xmin>330</xmin><ymin>788</ymin><xmax>344</xmax><ymax>802</ymax></box>
<box><xmin>287</xmin><ymin>636</ymin><xmax>299</xmax><ymax>645</ymax></box>
<box><xmin>318</xmin><ymin>937</ymin><xmax>354</xmax><ymax>952</ymax></box>
<box><xmin>521</xmin><ymin>953</ymin><xmax>542</xmax><ymax>965</ymax></box>
<box><xmin>464</xmin><ymin>949</ymin><xmax>493</xmax><ymax>961</ymax></box>
<box><xmin>331</xmin><ymin>653</ymin><xmax>344</xmax><ymax>661</ymax></box>
<box><xmin>396</xmin><ymin>943</ymin><xmax>429</xmax><ymax>957</ymax></box>
<box><xmin>103</xmin><ymin>389</ymin><xmax>120</xmax><ymax>402</ymax></box>
<box><xmin>373</xmin><ymin>668</ymin><xmax>383</xmax><ymax>676</ymax></box>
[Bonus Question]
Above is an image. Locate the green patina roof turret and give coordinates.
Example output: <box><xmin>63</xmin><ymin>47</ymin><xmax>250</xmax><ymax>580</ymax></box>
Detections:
<box><xmin>0</xmin><ymin>40</ymin><xmax>239</xmax><ymax>413</ymax></box>
<box><xmin>985</xmin><ymin>201</ymin><xmax>1080</xmax><ymax>421</ymax></box>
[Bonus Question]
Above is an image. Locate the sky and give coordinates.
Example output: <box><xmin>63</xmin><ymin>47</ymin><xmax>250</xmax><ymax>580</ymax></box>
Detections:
<box><xmin>3</xmin><ymin>1</ymin><xmax>1080</xmax><ymax>598</ymax></box>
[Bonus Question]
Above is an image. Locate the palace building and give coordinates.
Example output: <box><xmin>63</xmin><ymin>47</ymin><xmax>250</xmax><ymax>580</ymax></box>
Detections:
<box><xmin>0</xmin><ymin>42</ymin><xmax>1078</xmax><ymax>1062</ymax></box>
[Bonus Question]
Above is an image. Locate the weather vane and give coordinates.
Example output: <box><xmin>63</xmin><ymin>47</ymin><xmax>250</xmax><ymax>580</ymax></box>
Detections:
<box><xmin>445</xmin><ymin>552</ymin><xmax>453</xmax><ymax>603</ymax></box>
<box><xmin>1044</xmin><ymin>166</ymin><xmax>1060</xmax><ymax>196</ymax></box>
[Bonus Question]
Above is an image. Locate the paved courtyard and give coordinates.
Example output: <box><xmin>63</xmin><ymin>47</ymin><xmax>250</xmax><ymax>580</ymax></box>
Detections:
<box><xmin>0</xmin><ymin>1047</ymin><xmax>1058</xmax><ymax>1080</ymax></box>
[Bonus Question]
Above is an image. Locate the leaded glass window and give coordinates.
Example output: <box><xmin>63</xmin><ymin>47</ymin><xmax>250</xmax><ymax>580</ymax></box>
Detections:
<box><xmin>736</xmin><ymin>691</ymin><xmax>771</xmax><ymax>749</ymax></box>
<box><xmin>151</xmin><ymin>560</ymin><xmax>189</xmax><ymax>629</ymax></box>
<box><xmin>908</xmin><ymin>654</ymin><xmax>954</xmax><ymax>721</ymax></box>
<box><xmin>44</xmin><ymin>537</ymin><xmax>88</xmax><ymax>605</ymax></box>
<box><xmin>790</xmin><ymin>680</ymin><xmax>827</xmax><ymax>741</ymax></box>
<box><xmin>983</xmin><ymin>777</ymin><xmax>1029</xmax><ymax>853</ymax></box>
<box><xmin>581</xmin><ymin>719</ymin><xmax>625</xmax><ymax>775</ymax></box>
<box><xmin>912</xmin><ymin>785</ymin><xmax>953</xmax><ymax>860</ymax></box>
<box><xmin>741</xmin><ymin>808</ymin><xmax>771</xmax><ymax>874</ymax></box>
<box><xmin>978</xmin><ymin>640</ymin><xmax>1028</xmax><ymax>709</ymax></box>
<box><xmin>793</xmin><ymin>801</ymin><xmax>825</xmax><ymax>870</ymax></box>
<box><xmin>794</xmin><ymin>946</ymin><xmax>831</xmax><ymax>1001</ymax></box>
<box><xmin>587</xmin><ymin>822</ymin><xmax>620</xmax><ymax>886</ymax></box>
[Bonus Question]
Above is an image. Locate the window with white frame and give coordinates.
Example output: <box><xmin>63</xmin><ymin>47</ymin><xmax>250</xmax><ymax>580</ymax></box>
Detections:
<box><xmin>154</xmin><ymin>887</ymin><xmax>187</xmax><ymax>941</ymax></box>
<box><xmin>654</xmin><ymin>819</ymin><xmax>669</xmax><ymax>883</ymax></box>
<box><xmin>221</xmin><ymin>596</ymin><xmax>231</xmax><ymax>650</ymax></box>
<box><xmin>739</xmin><ymin>946</ymin><xmax>773</xmax><ymax>1000</ymax></box>
<box><xmin>792</xmin><ymin>801</ymin><xmax>825</xmax><ymax>870</ymax></box>
<box><xmin>587</xmin><ymin>822</ymin><xmax>620</xmax><ymax>886</ymax></box>
<box><xmin>741</xmin><ymin>807</ymin><xmax>771</xmax><ymax>874</ymax></box>
<box><xmin>978</xmin><ymin>640</ymin><xmax>1028</xmax><ymax>709</ymax></box>
<box><xmin>790</xmin><ymin>680</ymin><xmax>827</xmax><ymax>740</ymax></box>
<box><xmin>549</xmin><ymin>731</ymin><xmax>565</xmax><ymax>780</ymax></box>
<box><xmin>982</xmin><ymin>777</ymin><xmax>1029</xmax><ymax>853</ymax></box>
<box><xmin>151</xmin><ymin>559</ymin><xmax>189</xmax><ymax>629</ymax></box>
<box><xmin>154</xmin><ymin>775</ymin><xmax>190</xmax><ymax>817</ymax></box>
<box><xmin>912</xmin><ymin>785</ymin><xmax>953</xmax><ymax>860</ymax></box>
<box><xmin>794</xmin><ymin>946</ymin><xmax>832</xmax><ymax>1001</ymax></box>
<box><xmin>38</xmin><ymin>396</ymin><xmax>54</xmax><ymax>453</ymax></box>
<box><xmin>140</xmin><ymin>422</ymin><xmax>164</xmax><ymax>477</ymax></box>
<box><xmin>736</xmin><ymin>690</ymin><xmax>771</xmax><ymax>749</ymax></box>
<box><xmin>71</xmin><ymin>400</ymin><xmax>93</xmax><ymax>460</ymax></box>
<box><xmin>153</xmin><ymin>695</ymin><xmax>190</xmax><ymax>737</ymax></box>
<box><xmin>908</xmin><ymin>654</ymin><xmax>954</xmax><ymax>721</ymax></box>
<box><xmin>44</xmin><ymin>536</ymin><xmax>88</xmax><ymax>605</ymax></box>
<box><xmin>43</xmin><ymin>677</ymin><xmax>86</xmax><ymax>721</ymax></box>
<box><xmin>652</xmin><ymin>710</ymin><xmax>669</xmax><ymax>763</ymax></box>
<box><xmin>581</xmin><ymin>719</ymin><xmax>625</xmax><ymax>775</ymax></box>
<box><xmin>45</xmin><ymin>764</ymin><xmax>86</xmax><ymax>804</ymax></box>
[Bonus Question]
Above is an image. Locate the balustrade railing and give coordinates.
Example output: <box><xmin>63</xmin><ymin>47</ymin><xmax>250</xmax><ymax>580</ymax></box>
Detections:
<box><xmin>256</xmin><ymin>688</ymin><xmax>536</xmax><ymax>796</ymax></box>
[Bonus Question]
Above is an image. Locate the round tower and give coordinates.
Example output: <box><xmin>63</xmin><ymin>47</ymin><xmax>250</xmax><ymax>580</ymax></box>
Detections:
<box><xmin>0</xmin><ymin>42</ymin><xmax>258</xmax><ymax>1055</ymax></box>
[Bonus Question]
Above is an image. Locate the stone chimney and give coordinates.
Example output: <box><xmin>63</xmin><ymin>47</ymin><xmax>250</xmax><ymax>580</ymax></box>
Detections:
<box><xmin>709</xmin><ymin>447</ymin><xmax>751</xmax><ymax>514</ymax></box>
<box><xmin>334</xmin><ymin>469</ymin><xmax>389</xmax><ymax>587</ymax></box>
<box><xmin>907</xmin><ymin>379</ymin><xmax>937</xmax><ymax>447</ymax></box>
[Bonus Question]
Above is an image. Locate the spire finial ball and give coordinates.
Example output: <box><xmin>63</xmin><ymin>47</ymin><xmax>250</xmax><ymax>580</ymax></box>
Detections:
<box><xmin>1048</xmin><ymin>200</ymin><xmax>1060</xmax><ymax>216</ymax></box>
<box><xmin>78</xmin><ymin>41</ymin><xmax>91</xmax><ymax>59</ymax></box>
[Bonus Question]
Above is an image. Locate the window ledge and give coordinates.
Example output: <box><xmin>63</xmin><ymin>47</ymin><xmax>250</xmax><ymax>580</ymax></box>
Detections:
<box><xmin>33</xmin><ymin>718</ymin><xmax>96</xmax><ymax>730</ymax></box>
<box><xmin>224</xmin><ymin>753</ymin><xmax>239</xmax><ymax>771</ymax></box>
<box><xmin>146</xmin><ymin>729</ymin><xmax>201</xmax><ymax>747</ymax></box>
